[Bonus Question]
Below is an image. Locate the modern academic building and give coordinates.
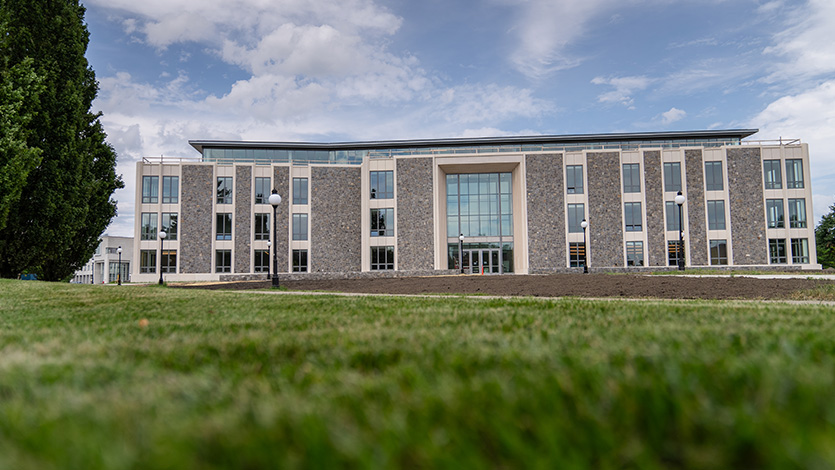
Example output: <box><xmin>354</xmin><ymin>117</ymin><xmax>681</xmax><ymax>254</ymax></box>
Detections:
<box><xmin>131</xmin><ymin>129</ymin><xmax>819</xmax><ymax>282</ymax></box>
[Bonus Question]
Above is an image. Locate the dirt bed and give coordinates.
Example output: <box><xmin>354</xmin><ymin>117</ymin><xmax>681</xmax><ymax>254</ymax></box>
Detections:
<box><xmin>175</xmin><ymin>274</ymin><xmax>834</xmax><ymax>300</ymax></box>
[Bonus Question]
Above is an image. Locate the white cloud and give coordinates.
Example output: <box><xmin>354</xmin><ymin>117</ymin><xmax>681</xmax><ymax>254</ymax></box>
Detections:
<box><xmin>661</xmin><ymin>107</ymin><xmax>686</xmax><ymax>124</ymax></box>
<box><xmin>591</xmin><ymin>75</ymin><xmax>653</xmax><ymax>106</ymax></box>
<box><xmin>763</xmin><ymin>0</ymin><xmax>835</xmax><ymax>83</ymax></box>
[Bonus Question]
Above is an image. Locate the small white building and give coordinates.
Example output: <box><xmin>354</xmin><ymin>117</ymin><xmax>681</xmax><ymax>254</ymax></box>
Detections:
<box><xmin>72</xmin><ymin>236</ymin><xmax>133</xmax><ymax>284</ymax></box>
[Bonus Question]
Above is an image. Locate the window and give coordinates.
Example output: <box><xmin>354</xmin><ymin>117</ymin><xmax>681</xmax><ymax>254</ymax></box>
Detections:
<box><xmin>446</xmin><ymin>173</ymin><xmax>512</xmax><ymax>238</ymax></box>
<box><xmin>141</xmin><ymin>212</ymin><xmax>158</xmax><ymax>240</ymax></box>
<box><xmin>108</xmin><ymin>262</ymin><xmax>129</xmax><ymax>283</ymax></box>
<box><xmin>786</xmin><ymin>159</ymin><xmax>804</xmax><ymax>189</ymax></box>
<box><xmin>255</xmin><ymin>213</ymin><xmax>270</xmax><ymax>240</ymax></box>
<box><xmin>161</xmin><ymin>213</ymin><xmax>178</xmax><ymax>241</ymax></box>
<box><xmin>216</xmin><ymin>213</ymin><xmax>232</xmax><ymax>240</ymax></box>
<box><xmin>140</xmin><ymin>250</ymin><xmax>156</xmax><ymax>273</ymax></box>
<box><xmin>293</xmin><ymin>213</ymin><xmax>308</xmax><ymax>241</ymax></box>
<box><xmin>663</xmin><ymin>162</ymin><xmax>681</xmax><ymax>192</ymax></box>
<box><xmin>371</xmin><ymin>208</ymin><xmax>394</xmax><ymax>236</ymax></box>
<box><xmin>763</xmin><ymin>160</ymin><xmax>782</xmax><ymax>190</ymax></box>
<box><xmin>566</xmin><ymin>165</ymin><xmax>583</xmax><ymax>194</ymax></box>
<box><xmin>766</xmin><ymin>199</ymin><xmax>784</xmax><ymax>229</ymax></box>
<box><xmin>707</xmin><ymin>200</ymin><xmax>726</xmax><ymax>230</ymax></box>
<box><xmin>370</xmin><ymin>246</ymin><xmax>394</xmax><ymax>270</ymax></box>
<box><xmin>293</xmin><ymin>178</ymin><xmax>309</xmax><ymax>205</ymax></box>
<box><xmin>705</xmin><ymin>161</ymin><xmax>724</xmax><ymax>191</ymax></box>
<box><xmin>567</xmin><ymin>203</ymin><xmax>585</xmax><ymax>233</ymax></box>
<box><xmin>106</xmin><ymin>247</ymin><xmax>118</xmax><ymax>254</ymax></box>
<box><xmin>370</xmin><ymin>171</ymin><xmax>394</xmax><ymax>199</ymax></box>
<box><xmin>215</xmin><ymin>250</ymin><xmax>231</xmax><ymax>273</ymax></box>
<box><xmin>254</xmin><ymin>177</ymin><xmax>270</xmax><ymax>204</ymax></box>
<box><xmin>791</xmin><ymin>238</ymin><xmax>809</xmax><ymax>264</ymax></box>
<box><xmin>622</xmin><ymin>163</ymin><xmax>641</xmax><ymax>193</ymax></box>
<box><xmin>162</xmin><ymin>176</ymin><xmax>179</xmax><ymax>204</ymax></box>
<box><xmin>217</xmin><ymin>177</ymin><xmax>233</xmax><ymax>204</ymax></box>
<box><xmin>666</xmin><ymin>201</ymin><xmax>681</xmax><ymax>232</ymax></box>
<box><xmin>769</xmin><ymin>239</ymin><xmax>787</xmax><ymax>264</ymax></box>
<box><xmin>161</xmin><ymin>250</ymin><xmax>177</xmax><ymax>273</ymax></box>
<box><xmin>624</xmin><ymin>202</ymin><xmax>642</xmax><ymax>231</ymax></box>
<box><xmin>293</xmin><ymin>249</ymin><xmax>308</xmax><ymax>272</ymax></box>
<box><xmin>788</xmin><ymin>198</ymin><xmax>807</xmax><ymax>228</ymax></box>
<box><xmin>142</xmin><ymin>176</ymin><xmax>159</xmax><ymax>203</ymax></box>
<box><xmin>569</xmin><ymin>242</ymin><xmax>586</xmax><ymax>268</ymax></box>
<box><xmin>626</xmin><ymin>241</ymin><xmax>644</xmax><ymax>266</ymax></box>
<box><xmin>668</xmin><ymin>241</ymin><xmax>684</xmax><ymax>266</ymax></box>
<box><xmin>254</xmin><ymin>250</ymin><xmax>269</xmax><ymax>273</ymax></box>
<box><xmin>709</xmin><ymin>240</ymin><xmax>728</xmax><ymax>265</ymax></box>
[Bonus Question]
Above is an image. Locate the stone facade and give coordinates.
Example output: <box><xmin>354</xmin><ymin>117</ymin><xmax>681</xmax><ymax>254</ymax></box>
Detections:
<box><xmin>727</xmin><ymin>148</ymin><xmax>768</xmax><ymax>264</ymax></box>
<box><xmin>396</xmin><ymin>158</ymin><xmax>434</xmax><ymax>272</ymax></box>
<box><xmin>234</xmin><ymin>166</ymin><xmax>252</xmax><ymax>273</ymax></box>
<box><xmin>643</xmin><ymin>151</ymin><xmax>666</xmax><ymax>266</ymax></box>
<box><xmin>310</xmin><ymin>166</ymin><xmax>361</xmax><ymax>272</ymax></box>
<box><xmin>525</xmin><ymin>153</ymin><xmax>566</xmax><ymax>271</ymax></box>
<box><xmin>273</xmin><ymin>166</ymin><xmax>290</xmax><ymax>272</ymax></box>
<box><xmin>180</xmin><ymin>165</ymin><xmax>214</xmax><ymax>273</ymax></box>
<box><xmin>684</xmin><ymin>150</ymin><xmax>708</xmax><ymax>266</ymax></box>
<box><xmin>587</xmin><ymin>152</ymin><xmax>624</xmax><ymax>267</ymax></box>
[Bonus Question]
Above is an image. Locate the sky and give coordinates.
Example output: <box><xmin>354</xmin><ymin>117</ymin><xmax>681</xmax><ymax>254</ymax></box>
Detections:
<box><xmin>82</xmin><ymin>0</ymin><xmax>835</xmax><ymax>237</ymax></box>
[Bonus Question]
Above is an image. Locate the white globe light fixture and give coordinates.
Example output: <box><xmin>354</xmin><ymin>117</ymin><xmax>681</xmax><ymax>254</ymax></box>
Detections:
<box><xmin>269</xmin><ymin>190</ymin><xmax>282</xmax><ymax>287</ymax></box>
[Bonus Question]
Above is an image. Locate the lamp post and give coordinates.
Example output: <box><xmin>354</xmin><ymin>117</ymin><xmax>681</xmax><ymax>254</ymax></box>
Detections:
<box><xmin>158</xmin><ymin>230</ymin><xmax>167</xmax><ymax>285</ymax></box>
<box><xmin>269</xmin><ymin>189</ymin><xmax>282</xmax><ymax>288</ymax></box>
<box><xmin>458</xmin><ymin>233</ymin><xmax>464</xmax><ymax>274</ymax></box>
<box><xmin>675</xmin><ymin>191</ymin><xmax>686</xmax><ymax>271</ymax></box>
<box><xmin>266</xmin><ymin>240</ymin><xmax>271</xmax><ymax>283</ymax></box>
<box><xmin>580</xmin><ymin>219</ymin><xmax>589</xmax><ymax>274</ymax></box>
<box><xmin>117</xmin><ymin>246</ymin><xmax>122</xmax><ymax>285</ymax></box>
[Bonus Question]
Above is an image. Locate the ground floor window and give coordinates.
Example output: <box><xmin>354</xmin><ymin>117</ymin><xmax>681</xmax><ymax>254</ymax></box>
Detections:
<box><xmin>769</xmin><ymin>239</ymin><xmax>787</xmax><ymax>264</ymax></box>
<box><xmin>108</xmin><ymin>262</ymin><xmax>129</xmax><ymax>282</ymax></box>
<box><xmin>293</xmin><ymin>249</ymin><xmax>308</xmax><ymax>272</ymax></box>
<box><xmin>371</xmin><ymin>246</ymin><xmax>394</xmax><ymax>270</ymax></box>
<box><xmin>791</xmin><ymin>238</ymin><xmax>809</xmax><ymax>264</ymax></box>
<box><xmin>254</xmin><ymin>250</ymin><xmax>269</xmax><ymax>273</ymax></box>
<box><xmin>668</xmin><ymin>241</ymin><xmax>683</xmax><ymax>266</ymax></box>
<box><xmin>626</xmin><ymin>241</ymin><xmax>644</xmax><ymax>266</ymax></box>
<box><xmin>569</xmin><ymin>242</ymin><xmax>585</xmax><ymax>268</ymax></box>
<box><xmin>140</xmin><ymin>250</ymin><xmax>156</xmax><ymax>273</ymax></box>
<box><xmin>447</xmin><ymin>242</ymin><xmax>513</xmax><ymax>273</ymax></box>
<box><xmin>709</xmin><ymin>240</ymin><xmax>728</xmax><ymax>265</ymax></box>
<box><xmin>216</xmin><ymin>250</ymin><xmax>231</xmax><ymax>273</ymax></box>
<box><xmin>161</xmin><ymin>250</ymin><xmax>177</xmax><ymax>273</ymax></box>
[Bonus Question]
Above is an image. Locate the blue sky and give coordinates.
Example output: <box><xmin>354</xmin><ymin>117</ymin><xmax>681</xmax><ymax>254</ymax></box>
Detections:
<box><xmin>83</xmin><ymin>0</ymin><xmax>835</xmax><ymax>237</ymax></box>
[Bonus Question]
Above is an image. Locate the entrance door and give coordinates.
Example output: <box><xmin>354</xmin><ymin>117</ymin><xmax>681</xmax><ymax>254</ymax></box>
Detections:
<box><xmin>464</xmin><ymin>249</ymin><xmax>502</xmax><ymax>274</ymax></box>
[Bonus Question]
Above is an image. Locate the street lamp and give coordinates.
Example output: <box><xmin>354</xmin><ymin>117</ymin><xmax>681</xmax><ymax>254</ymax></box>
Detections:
<box><xmin>458</xmin><ymin>233</ymin><xmax>464</xmax><ymax>274</ymax></box>
<box><xmin>117</xmin><ymin>246</ymin><xmax>122</xmax><ymax>285</ymax></box>
<box><xmin>269</xmin><ymin>189</ymin><xmax>282</xmax><ymax>288</ymax></box>
<box><xmin>158</xmin><ymin>230</ymin><xmax>167</xmax><ymax>285</ymax></box>
<box><xmin>580</xmin><ymin>219</ymin><xmax>589</xmax><ymax>274</ymax></box>
<box><xmin>266</xmin><ymin>240</ymin><xmax>271</xmax><ymax>283</ymax></box>
<box><xmin>675</xmin><ymin>191</ymin><xmax>686</xmax><ymax>271</ymax></box>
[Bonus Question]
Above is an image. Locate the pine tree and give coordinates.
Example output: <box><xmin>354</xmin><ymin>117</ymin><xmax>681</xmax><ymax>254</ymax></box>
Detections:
<box><xmin>815</xmin><ymin>203</ymin><xmax>835</xmax><ymax>269</ymax></box>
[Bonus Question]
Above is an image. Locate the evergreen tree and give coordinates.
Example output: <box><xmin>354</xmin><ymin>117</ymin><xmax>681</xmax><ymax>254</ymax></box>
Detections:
<box><xmin>815</xmin><ymin>202</ymin><xmax>835</xmax><ymax>269</ymax></box>
<box><xmin>0</xmin><ymin>0</ymin><xmax>123</xmax><ymax>280</ymax></box>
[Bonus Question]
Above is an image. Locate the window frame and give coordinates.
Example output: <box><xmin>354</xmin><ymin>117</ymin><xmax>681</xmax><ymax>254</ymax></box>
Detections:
<box><xmin>769</xmin><ymin>238</ymin><xmax>787</xmax><ymax>264</ymax></box>
<box><xmin>141</xmin><ymin>212</ymin><xmax>158</xmax><ymax>240</ymax></box>
<box><xmin>370</xmin><ymin>171</ymin><xmax>394</xmax><ymax>199</ymax></box>
<box><xmin>161</xmin><ymin>212</ymin><xmax>178</xmax><ymax>241</ymax></box>
<box><xmin>216</xmin><ymin>213</ymin><xmax>233</xmax><ymax>240</ymax></box>
<box><xmin>217</xmin><ymin>176</ymin><xmax>233</xmax><ymax>204</ymax></box>
<box><xmin>788</xmin><ymin>198</ymin><xmax>807</xmax><ymax>229</ymax></box>
<box><xmin>624</xmin><ymin>202</ymin><xmax>642</xmax><ymax>232</ymax></box>
<box><xmin>663</xmin><ymin>162</ymin><xmax>682</xmax><ymax>192</ymax></box>
<box><xmin>292</xmin><ymin>213</ymin><xmax>309</xmax><ymax>241</ymax></box>
<box><xmin>707</xmin><ymin>200</ymin><xmax>726</xmax><ymax>231</ymax></box>
<box><xmin>142</xmin><ymin>176</ymin><xmax>159</xmax><ymax>204</ymax></box>
<box><xmin>622</xmin><ymin>163</ymin><xmax>641</xmax><ymax>193</ymax></box>
<box><xmin>161</xmin><ymin>176</ymin><xmax>179</xmax><ymax>204</ymax></box>
<box><xmin>705</xmin><ymin>161</ymin><xmax>724</xmax><ymax>191</ymax></box>
<box><xmin>786</xmin><ymin>159</ymin><xmax>804</xmax><ymax>189</ymax></box>
<box><xmin>626</xmin><ymin>241</ymin><xmax>644</xmax><ymax>267</ymax></box>
<box><xmin>791</xmin><ymin>238</ymin><xmax>809</xmax><ymax>264</ymax></box>
<box><xmin>254</xmin><ymin>177</ymin><xmax>270</xmax><ymax>205</ymax></box>
<box><xmin>161</xmin><ymin>250</ymin><xmax>177</xmax><ymax>273</ymax></box>
<box><xmin>567</xmin><ymin>203</ymin><xmax>585</xmax><ymax>233</ymax></box>
<box><xmin>566</xmin><ymin>165</ymin><xmax>584</xmax><ymax>194</ymax></box>
<box><xmin>215</xmin><ymin>250</ymin><xmax>232</xmax><ymax>273</ymax></box>
<box><xmin>763</xmin><ymin>159</ymin><xmax>782</xmax><ymax>190</ymax></box>
<box><xmin>140</xmin><ymin>250</ymin><xmax>156</xmax><ymax>274</ymax></box>
<box><xmin>293</xmin><ymin>249</ymin><xmax>309</xmax><ymax>272</ymax></box>
<box><xmin>254</xmin><ymin>250</ymin><xmax>270</xmax><ymax>273</ymax></box>
<box><xmin>766</xmin><ymin>199</ymin><xmax>785</xmax><ymax>229</ymax></box>
<box><xmin>668</xmin><ymin>241</ymin><xmax>684</xmax><ymax>267</ymax></box>
<box><xmin>569</xmin><ymin>242</ymin><xmax>586</xmax><ymax>268</ymax></box>
<box><xmin>254</xmin><ymin>213</ymin><xmax>270</xmax><ymax>241</ymax></box>
<box><xmin>709</xmin><ymin>239</ymin><xmax>728</xmax><ymax>265</ymax></box>
<box><xmin>371</xmin><ymin>208</ymin><xmax>394</xmax><ymax>237</ymax></box>
<box><xmin>293</xmin><ymin>178</ymin><xmax>309</xmax><ymax>205</ymax></box>
<box><xmin>370</xmin><ymin>246</ymin><xmax>394</xmax><ymax>270</ymax></box>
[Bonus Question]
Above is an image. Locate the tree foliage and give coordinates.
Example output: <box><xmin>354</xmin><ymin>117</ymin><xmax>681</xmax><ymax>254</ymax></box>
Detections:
<box><xmin>0</xmin><ymin>0</ymin><xmax>123</xmax><ymax>280</ymax></box>
<box><xmin>815</xmin><ymin>202</ymin><xmax>835</xmax><ymax>269</ymax></box>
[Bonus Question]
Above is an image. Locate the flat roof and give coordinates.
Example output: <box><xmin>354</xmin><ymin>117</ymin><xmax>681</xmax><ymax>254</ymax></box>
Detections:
<box><xmin>189</xmin><ymin>129</ymin><xmax>759</xmax><ymax>153</ymax></box>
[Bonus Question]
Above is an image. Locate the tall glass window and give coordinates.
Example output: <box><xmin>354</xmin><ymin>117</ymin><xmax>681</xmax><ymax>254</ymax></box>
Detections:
<box><xmin>791</xmin><ymin>238</ymin><xmax>809</xmax><ymax>263</ymax></box>
<box><xmin>622</xmin><ymin>164</ymin><xmax>641</xmax><ymax>193</ymax></box>
<box><xmin>709</xmin><ymin>240</ymin><xmax>728</xmax><ymax>265</ymax></box>
<box><xmin>766</xmin><ymin>199</ymin><xmax>784</xmax><ymax>229</ymax></box>
<box><xmin>142</xmin><ymin>176</ymin><xmax>159</xmax><ymax>203</ymax></box>
<box><xmin>161</xmin><ymin>176</ymin><xmax>178</xmax><ymax>204</ymax></box>
<box><xmin>216</xmin><ymin>213</ymin><xmax>232</xmax><ymax>240</ymax></box>
<box><xmin>566</xmin><ymin>165</ymin><xmax>583</xmax><ymax>194</ymax></box>
<box><xmin>141</xmin><ymin>213</ymin><xmax>158</xmax><ymax>240</ymax></box>
<box><xmin>705</xmin><ymin>161</ymin><xmax>724</xmax><ymax>191</ymax></box>
<box><xmin>668</xmin><ymin>241</ymin><xmax>683</xmax><ymax>266</ymax></box>
<box><xmin>666</xmin><ymin>201</ymin><xmax>681</xmax><ymax>231</ymax></box>
<box><xmin>769</xmin><ymin>239</ymin><xmax>787</xmax><ymax>264</ymax></box>
<box><xmin>707</xmin><ymin>200</ymin><xmax>726</xmax><ymax>230</ymax></box>
<box><xmin>217</xmin><ymin>177</ymin><xmax>233</xmax><ymax>204</ymax></box>
<box><xmin>161</xmin><ymin>250</ymin><xmax>177</xmax><ymax>273</ymax></box>
<box><xmin>215</xmin><ymin>250</ymin><xmax>231</xmax><ymax>272</ymax></box>
<box><xmin>140</xmin><ymin>250</ymin><xmax>156</xmax><ymax>273</ymax></box>
<box><xmin>254</xmin><ymin>177</ymin><xmax>270</xmax><ymax>204</ymax></box>
<box><xmin>788</xmin><ymin>198</ymin><xmax>807</xmax><ymax>228</ymax></box>
<box><xmin>569</xmin><ymin>242</ymin><xmax>585</xmax><ymax>267</ymax></box>
<box><xmin>370</xmin><ymin>246</ymin><xmax>394</xmax><ymax>270</ymax></box>
<box><xmin>293</xmin><ymin>178</ymin><xmax>309</xmax><ymax>205</ymax></box>
<box><xmin>567</xmin><ymin>203</ymin><xmax>585</xmax><ymax>233</ymax></box>
<box><xmin>255</xmin><ymin>213</ymin><xmax>270</xmax><ymax>240</ymax></box>
<box><xmin>293</xmin><ymin>249</ymin><xmax>308</xmax><ymax>272</ymax></box>
<box><xmin>254</xmin><ymin>250</ymin><xmax>269</xmax><ymax>273</ymax></box>
<box><xmin>371</xmin><ymin>208</ymin><xmax>394</xmax><ymax>237</ymax></box>
<box><xmin>446</xmin><ymin>173</ymin><xmax>512</xmax><ymax>238</ymax></box>
<box><xmin>624</xmin><ymin>202</ymin><xmax>642</xmax><ymax>231</ymax></box>
<box><xmin>663</xmin><ymin>162</ymin><xmax>681</xmax><ymax>192</ymax></box>
<box><xmin>161</xmin><ymin>212</ymin><xmax>178</xmax><ymax>240</ymax></box>
<box><xmin>626</xmin><ymin>241</ymin><xmax>644</xmax><ymax>266</ymax></box>
<box><xmin>293</xmin><ymin>214</ymin><xmax>308</xmax><ymax>241</ymax></box>
<box><xmin>786</xmin><ymin>159</ymin><xmax>804</xmax><ymax>189</ymax></box>
<box><xmin>763</xmin><ymin>160</ymin><xmax>782</xmax><ymax>189</ymax></box>
<box><xmin>370</xmin><ymin>171</ymin><xmax>394</xmax><ymax>199</ymax></box>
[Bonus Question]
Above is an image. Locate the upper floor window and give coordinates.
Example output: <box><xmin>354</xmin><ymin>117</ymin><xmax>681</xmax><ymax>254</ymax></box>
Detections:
<box><xmin>371</xmin><ymin>208</ymin><xmax>394</xmax><ymax>237</ymax></box>
<box><xmin>763</xmin><ymin>160</ymin><xmax>782</xmax><ymax>190</ymax></box>
<box><xmin>626</xmin><ymin>241</ymin><xmax>644</xmax><ymax>266</ymax></box>
<box><xmin>370</xmin><ymin>171</ymin><xmax>394</xmax><ymax>199</ymax></box>
<box><xmin>567</xmin><ymin>203</ymin><xmax>585</xmax><ymax>233</ymax></box>
<box><xmin>707</xmin><ymin>200</ymin><xmax>726</xmax><ymax>230</ymax></box>
<box><xmin>566</xmin><ymin>165</ymin><xmax>583</xmax><ymax>194</ymax></box>
<box><xmin>663</xmin><ymin>162</ymin><xmax>682</xmax><ymax>192</ymax></box>
<box><xmin>255</xmin><ymin>213</ymin><xmax>270</xmax><ymax>240</ymax></box>
<box><xmin>254</xmin><ymin>177</ymin><xmax>270</xmax><ymax>204</ymax></box>
<box><xmin>217</xmin><ymin>177</ymin><xmax>233</xmax><ymax>204</ymax></box>
<box><xmin>161</xmin><ymin>176</ymin><xmax>179</xmax><ymax>204</ymax></box>
<box><xmin>766</xmin><ymin>199</ymin><xmax>784</xmax><ymax>229</ymax></box>
<box><xmin>293</xmin><ymin>213</ymin><xmax>309</xmax><ymax>241</ymax></box>
<box><xmin>141</xmin><ymin>212</ymin><xmax>158</xmax><ymax>240</ymax></box>
<box><xmin>788</xmin><ymin>198</ymin><xmax>807</xmax><ymax>228</ymax></box>
<box><xmin>622</xmin><ymin>164</ymin><xmax>641</xmax><ymax>193</ymax></box>
<box><xmin>624</xmin><ymin>202</ymin><xmax>642</xmax><ymax>232</ymax></box>
<box><xmin>161</xmin><ymin>212</ymin><xmax>178</xmax><ymax>241</ymax></box>
<box><xmin>142</xmin><ymin>176</ymin><xmax>159</xmax><ymax>203</ymax></box>
<box><xmin>216</xmin><ymin>213</ymin><xmax>232</xmax><ymax>240</ymax></box>
<box><xmin>786</xmin><ymin>159</ymin><xmax>804</xmax><ymax>189</ymax></box>
<box><xmin>705</xmin><ymin>161</ymin><xmax>724</xmax><ymax>191</ymax></box>
<box><xmin>293</xmin><ymin>178</ymin><xmax>309</xmax><ymax>205</ymax></box>
<box><xmin>666</xmin><ymin>201</ymin><xmax>681</xmax><ymax>232</ymax></box>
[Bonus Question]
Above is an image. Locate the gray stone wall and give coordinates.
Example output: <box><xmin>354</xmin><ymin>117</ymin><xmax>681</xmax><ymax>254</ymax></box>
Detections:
<box><xmin>396</xmin><ymin>158</ymin><xmax>435</xmax><ymax>272</ymax></box>
<box><xmin>311</xmin><ymin>166</ymin><xmax>361</xmax><ymax>272</ymax></box>
<box><xmin>587</xmin><ymin>152</ymin><xmax>624</xmax><ymax>267</ymax></box>
<box><xmin>643</xmin><ymin>151</ymin><xmax>666</xmax><ymax>266</ymax></box>
<box><xmin>525</xmin><ymin>153</ymin><xmax>565</xmax><ymax>271</ymax></box>
<box><xmin>684</xmin><ymin>150</ymin><xmax>708</xmax><ymax>266</ymax></box>
<box><xmin>727</xmin><ymin>147</ymin><xmax>768</xmax><ymax>264</ymax></box>
<box><xmin>180</xmin><ymin>165</ymin><xmax>213</xmax><ymax>273</ymax></box>
<box><xmin>235</xmin><ymin>166</ymin><xmax>252</xmax><ymax>273</ymax></box>
<box><xmin>273</xmin><ymin>166</ymin><xmax>290</xmax><ymax>272</ymax></box>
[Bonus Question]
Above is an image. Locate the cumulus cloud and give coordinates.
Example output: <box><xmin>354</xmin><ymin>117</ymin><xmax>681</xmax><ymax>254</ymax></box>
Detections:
<box><xmin>763</xmin><ymin>0</ymin><xmax>835</xmax><ymax>83</ymax></box>
<box><xmin>661</xmin><ymin>107</ymin><xmax>686</xmax><ymax>124</ymax></box>
<box><xmin>591</xmin><ymin>75</ymin><xmax>653</xmax><ymax>106</ymax></box>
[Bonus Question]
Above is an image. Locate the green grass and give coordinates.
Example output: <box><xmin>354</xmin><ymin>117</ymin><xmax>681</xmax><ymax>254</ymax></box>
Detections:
<box><xmin>1</xmin><ymin>280</ymin><xmax>835</xmax><ymax>469</ymax></box>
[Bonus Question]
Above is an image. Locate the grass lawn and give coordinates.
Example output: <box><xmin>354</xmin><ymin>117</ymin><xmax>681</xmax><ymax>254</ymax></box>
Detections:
<box><xmin>1</xmin><ymin>279</ymin><xmax>834</xmax><ymax>469</ymax></box>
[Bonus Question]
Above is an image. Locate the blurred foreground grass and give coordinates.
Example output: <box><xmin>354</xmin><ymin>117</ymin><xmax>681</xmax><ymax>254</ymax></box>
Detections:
<box><xmin>1</xmin><ymin>279</ymin><xmax>834</xmax><ymax>469</ymax></box>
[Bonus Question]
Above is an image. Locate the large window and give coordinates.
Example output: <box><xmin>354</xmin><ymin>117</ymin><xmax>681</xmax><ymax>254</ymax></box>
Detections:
<box><xmin>663</xmin><ymin>162</ymin><xmax>681</xmax><ymax>192</ymax></box>
<box><xmin>788</xmin><ymin>198</ymin><xmax>807</xmax><ymax>228</ymax></box>
<box><xmin>622</xmin><ymin>164</ymin><xmax>641</xmax><ymax>193</ymax></box>
<box><xmin>215</xmin><ymin>250</ymin><xmax>231</xmax><ymax>273</ymax></box>
<box><xmin>255</xmin><ymin>213</ymin><xmax>270</xmax><ymax>240</ymax></box>
<box><xmin>370</xmin><ymin>246</ymin><xmax>394</xmax><ymax>270</ymax></box>
<box><xmin>567</xmin><ymin>203</ymin><xmax>585</xmax><ymax>233</ymax></box>
<box><xmin>293</xmin><ymin>249</ymin><xmax>308</xmax><ymax>272</ymax></box>
<box><xmin>791</xmin><ymin>238</ymin><xmax>809</xmax><ymax>264</ymax></box>
<box><xmin>216</xmin><ymin>213</ymin><xmax>232</xmax><ymax>240</ymax></box>
<box><xmin>217</xmin><ymin>177</ymin><xmax>233</xmax><ymax>204</ymax></box>
<box><xmin>108</xmin><ymin>262</ymin><xmax>129</xmax><ymax>283</ymax></box>
<box><xmin>666</xmin><ymin>201</ymin><xmax>681</xmax><ymax>231</ymax></box>
<box><xmin>140</xmin><ymin>250</ymin><xmax>156</xmax><ymax>273</ymax></box>
<box><xmin>446</xmin><ymin>173</ymin><xmax>512</xmax><ymax>238</ymax></box>
<box><xmin>769</xmin><ymin>239</ymin><xmax>787</xmax><ymax>264</ymax></box>
<box><xmin>707</xmin><ymin>200</ymin><xmax>726</xmax><ymax>230</ymax></box>
<box><xmin>254</xmin><ymin>177</ymin><xmax>270</xmax><ymax>204</ymax></box>
<box><xmin>142</xmin><ymin>176</ymin><xmax>159</xmax><ymax>203</ymax></box>
<box><xmin>624</xmin><ymin>202</ymin><xmax>642</xmax><ymax>232</ymax></box>
<box><xmin>141</xmin><ymin>213</ymin><xmax>158</xmax><ymax>240</ymax></box>
<box><xmin>162</xmin><ymin>176</ymin><xmax>179</xmax><ymax>204</ymax></box>
<box><xmin>766</xmin><ymin>199</ymin><xmax>784</xmax><ymax>229</ymax></box>
<box><xmin>254</xmin><ymin>250</ymin><xmax>269</xmax><ymax>273</ymax></box>
<box><xmin>161</xmin><ymin>250</ymin><xmax>177</xmax><ymax>273</ymax></box>
<box><xmin>371</xmin><ymin>208</ymin><xmax>394</xmax><ymax>237</ymax></box>
<box><xmin>705</xmin><ymin>161</ymin><xmax>724</xmax><ymax>191</ymax></box>
<box><xmin>293</xmin><ymin>213</ymin><xmax>308</xmax><ymax>241</ymax></box>
<box><xmin>709</xmin><ymin>240</ymin><xmax>728</xmax><ymax>265</ymax></box>
<box><xmin>569</xmin><ymin>243</ymin><xmax>585</xmax><ymax>268</ymax></box>
<box><xmin>763</xmin><ymin>160</ymin><xmax>782</xmax><ymax>190</ymax></box>
<box><xmin>566</xmin><ymin>165</ymin><xmax>583</xmax><ymax>194</ymax></box>
<box><xmin>161</xmin><ymin>213</ymin><xmax>178</xmax><ymax>241</ymax></box>
<box><xmin>293</xmin><ymin>178</ymin><xmax>309</xmax><ymax>205</ymax></box>
<box><xmin>786</xmin><ymin>159</ymin><xmax>804</xmax><ymax>189</ymax></box>
<box><xmin>370</xmin><ymin>171</ymin><xmax>394</xmax><ymax>199</ymax></box>
<box><xmin>668</xmin><ymin>241</ymin><xmax>683</xmax><ymax>267</ymax></box>
<box><xmin>626</xmin><ymin>241</ymin><xmax>644</xmax><ymax>266</ymax></box>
